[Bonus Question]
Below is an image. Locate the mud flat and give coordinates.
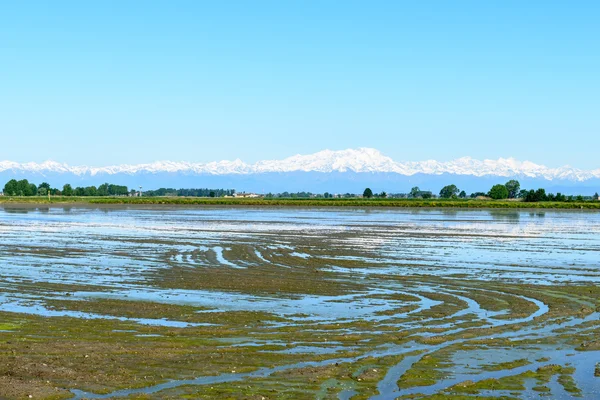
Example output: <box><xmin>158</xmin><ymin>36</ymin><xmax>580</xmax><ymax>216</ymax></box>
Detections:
<box><xmin>0</xmin><ymin>206</ymin><xmax>599</xmax><ymax>399</ymax></box>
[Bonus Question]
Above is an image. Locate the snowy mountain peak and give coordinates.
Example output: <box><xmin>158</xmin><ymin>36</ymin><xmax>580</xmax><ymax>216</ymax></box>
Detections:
<box><xmin>0</xmin><ymin>148</ymin><xmax>599</xmax><ymax>182</ymax></box>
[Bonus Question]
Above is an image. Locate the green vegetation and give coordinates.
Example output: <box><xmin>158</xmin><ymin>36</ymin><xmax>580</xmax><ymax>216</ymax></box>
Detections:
<box><xmin>143</xmin><ymin>188</ymin><xmax>236</xmax><ymax>197</ymax></box>
<box><xmin>2</xmin><ymin>178</ymin><xmax>598</xmax><ymax>208</ymax></box>
<box><xmin>1</xmin><ymin>195</ymin><xmax>599</xmax><ymax>209</ymax></box>
<box><xmin>481</xmin><ymin>358</ymin><xmax>531</xmax><ymax>371</ymax></box>
<box><xmin>2</xmin><ymin>179</ymin><xmax>129</xmax><ymax>197</ymax></box>
<box><xmin>2</xmin><ymin>179</ymin><xmax>38</xmax><ymax>196</ymax></box>
<box><xmin>439</xmin><ymin>184</ymin><xmax>460</xmax><ymax>199</ymax></box>
<box><xmin>409</xmin><ymin>186</ymin><xmax>433</xmax><ymax>199</ymax></box>
<box><xmin>505</xmin><ymin>179</ymin><xmax>521</xmax><ymax>198</ymax></box>
<box><xmin>488</xmin><ymin>184</ymin><xmax>509</xmax><ymax>200</ymax></box>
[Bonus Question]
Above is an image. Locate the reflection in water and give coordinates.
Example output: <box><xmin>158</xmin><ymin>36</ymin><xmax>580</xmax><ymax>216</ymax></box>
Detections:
<box><xmin>489</xmin><ymin>210</ymin><xmax>520</xmax><ymax>221</ymax></box>
<box><xmin>0</xmin><ymin>206</ymin><xmax>599</xmax><ymax>398</ymax></box>
<box><xmin>1</xmin><ymin>207</ymin><xmax>31</xmax><ymax>214</ymax></box>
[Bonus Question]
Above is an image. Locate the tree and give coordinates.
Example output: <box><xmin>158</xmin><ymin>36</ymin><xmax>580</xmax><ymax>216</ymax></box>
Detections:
<box><xmin>459</xmin><ymin>190</ymin><xmax>467</xmax><ymax>199</ymax></box>
<box><xmin>38</xmin><ymin>182</ymin><xmax>51</xmax><ymax>191</ymax></box>
<box><xmin>38</xmin><ymin>187</ymin><xmax>47</xmax><ymax>196</ymax></box>
<box><xmin>505</xmin><ymin>180</ymin><xmax>520</xmax><ymax>199</ymax></box>
<box><xmin>517</xmin><ymin>189</ymin><xmax>529</xmax><ymax>199</ymax></box>
<box><xmin>85</xmin><ymin>186</ymin><xmax>98</xmax><ymax>196</ymax></box>
<box><xmin>409</xmin><ymin>187</ymin><xmax>421</xmax><ymax>198</ymax></box>
<box><xmin>62</xmin><ymin>184</ymin><xmax>73</xmax><ymax>196</ymax></box>
<box><xmin>363</xmin><ymin>188</ymin><xmax>373</xmax><ymax>198</ymax></box>
<box><xmin>439</xmin><ymin>184</ymin><xmax>459</xmax><ymax>199</ymax></box>
<box><xmin>421</xmin><ymin>192</ymin><xmax>432</xmax><ymax>199</ymax></box>
<box><xmin>97</xmin><ymin>183</ymin><xmax>109</xmax><ymax>196</ymax></box>
<box><xmin>470</xmin><ymin>192</ymin><xmax>487</xmax><ymax>198</ymax></box>
<box><xmin>3</xmin><ymin>179</ymin><xmax>18</xmax><ymax>196</ymax></box>
<box><xmin>594</xmin><ymin>192</ymin><xmax>599</xmax><ymax>201</ymax></box>
<box><xmin>16</xmin><ymin>179</ymin><xmax>33</xmax><ymax>196</ymax></box>
<box><xmin>524</xmin><ymin>188</ymin><xmax>547</xmax><ymax>202</ymax></box>
<box><xmin>488</xmin><ymin>184</ymin><xmax>509</xmax><ymax>200</ymax></box>
<box><xmin>535</xmin><ymin>188</ymin><xmax>548</xmax><ymax>201</ymax></box>
<box><xmin>379</xmin><ymin>191</ymin><xmax>387</xmax><ymax>198</ymax></box>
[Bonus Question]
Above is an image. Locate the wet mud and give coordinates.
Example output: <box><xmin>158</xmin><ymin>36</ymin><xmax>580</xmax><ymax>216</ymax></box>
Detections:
<box><xmin>0</xmin><ymin>206</ymin><xmax>599</xmax><ymax>399</ymax></box>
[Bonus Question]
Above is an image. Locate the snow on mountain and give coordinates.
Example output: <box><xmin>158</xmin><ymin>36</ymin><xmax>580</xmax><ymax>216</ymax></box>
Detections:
<box><xmin>1</xmin><ymin>148</ymin><xmax>599</xmax><ymax>182</ymax></box>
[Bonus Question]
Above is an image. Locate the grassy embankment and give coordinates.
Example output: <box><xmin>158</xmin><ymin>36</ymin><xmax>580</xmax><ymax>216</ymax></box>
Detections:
<box><xmin>0</xmin><ymin>196</ymin><xmax>600</xmax><ymax>209</ymax></box>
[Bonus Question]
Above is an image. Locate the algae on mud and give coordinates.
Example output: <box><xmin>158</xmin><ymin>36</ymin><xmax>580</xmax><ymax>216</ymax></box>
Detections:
<box><xmin>0</xmin><ymin>205</ymin><xmax>599</xmax><ymax>399</ymax></box>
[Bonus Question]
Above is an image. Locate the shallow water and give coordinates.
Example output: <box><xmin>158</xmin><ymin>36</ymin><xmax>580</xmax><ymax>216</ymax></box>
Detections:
<box><xmin>1</xmin><ymin>205</ymin><xmax>599</xmax><ymax>398</ymax></box>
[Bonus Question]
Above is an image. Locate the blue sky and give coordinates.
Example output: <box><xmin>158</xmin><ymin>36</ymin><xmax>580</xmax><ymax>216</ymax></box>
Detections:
<box><xmin>1</xmin><ymin>1</ymin><xmax>598</xmax><ymax>167</ymax></box>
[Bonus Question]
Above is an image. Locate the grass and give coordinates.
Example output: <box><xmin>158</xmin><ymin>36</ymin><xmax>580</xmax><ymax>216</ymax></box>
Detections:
<box><xmin>1</xmin><ymin>195</ymin><xmax>599</xmax><ymax>209</ymax></box>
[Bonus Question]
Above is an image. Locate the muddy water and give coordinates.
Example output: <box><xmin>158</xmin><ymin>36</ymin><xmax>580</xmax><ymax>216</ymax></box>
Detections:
<box><xmin>1</xmin><ymin>205</ymin><xmax>599</xmax><ymax>398</ymax></box>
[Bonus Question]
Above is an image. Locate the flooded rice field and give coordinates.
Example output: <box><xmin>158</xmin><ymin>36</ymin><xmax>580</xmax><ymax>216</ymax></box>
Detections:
<box><xmin>1</xmin><ymin>205</ymin><xmax>599</xmax><ymax>399</ymax></box>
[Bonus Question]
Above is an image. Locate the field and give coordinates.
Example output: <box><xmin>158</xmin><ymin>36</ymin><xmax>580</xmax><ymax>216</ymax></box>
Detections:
<box><xmin>1</xmin><ymin>195</ymin><xmax>600</xmax><ymax>209</ymax></box>
<box><xmin>0</xmin><ymin>205</ymin><xmax>599</xmax><ymax>399</ymax></box>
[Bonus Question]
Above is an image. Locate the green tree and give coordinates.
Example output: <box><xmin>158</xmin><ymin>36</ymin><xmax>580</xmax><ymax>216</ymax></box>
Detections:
<box><xmin>459</xmin><ymin>190</ymin><xmax>467</xmax><ymax>198</ymax></box>
<box><xmin>524</xmin><ymin>188</ymin><xmax>547</xmax><ymax>202</ymax></box>
<box><xmin>84</xmin><ymin>186</ymin><xmax>98</xmax><ymax>196</ymax></box>
<box><xmin>38</xmin><ymin>182</ymin><xmax>51</xmax><ymax>191</ymax></box>
<box><xmin>97</xmin><ymin>183</ymin><xmax>109</xmax><ymax>196</ymax></box>
<box><xmin>16</xmin><ymin>179</ymin><xmax>33</xmax><ymax>196</ymax></box>
<box><xmin>536</xmin><ymin>188</ymin><xmax>548</xmax><ymax>201</ymax></box>
<box><xmin>62</xmin><ymin>184</ymin><xmax>73</xmax><ymax>196</ymax></box>
<box><xmin>409</xmin><ymin>186</ymin><xmax>421</xmax><ymax>198</ymax></box>
<box><xmin>594</xmin><ymin>192</ymin><xmax>599</xmax><ymax>200</ymax></box>
<box><xmin>379</xmin><ymin>191</ymin><xmax>387</xmax><ymax>198</ymax></box>
<box><xmin>3</xmin><ymin>179</ymin><xmax>18</xmax><ymax>196</ymax></box>
<box><xmin>470</xmin><ymin>192</ymin><xmax>487</xmax><ymax>198</ymax></box>
<box><xmin>421</xmin><ymin>192</ymin><xmax>432</xmax><ymax>199</ymax></box>
<box><xmin>363</xmin><ymin>188</ymin><xmax>373</xmax><ymax>198</ymax></box>
<box><xmin>504</xmin><ymin>180</ymin><xmax>520</xmax><ymax>199</ymax></box>
<box><xmin>439</xmin><ymin>184</ymin><xmax>459</xmax><ymax>199</ymax></box>
<box><xmin>488</xmin><ymin>184</ymin><xmax>509</xmax><ymax>200</ymax></box>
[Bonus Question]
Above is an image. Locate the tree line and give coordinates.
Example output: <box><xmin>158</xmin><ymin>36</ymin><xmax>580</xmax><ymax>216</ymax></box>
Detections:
<box><xmin>143</xmin><ymin>188</ymin><xmax>236</xmax><ymax>197</ymax></box>
<box><xmin>3</xmin><ymin>178</ymin><xmax>598</xmax><ymax>202</ymax></box>
<box><xmin>359</xmin><ymin>180</ymin><xmax>599</xmax><ymax>202</ymax></box>
<box><xmin>434</xmin><ymin>180</ymin><xmax>599</xmax><ymax>202</ymax></box>
<box><xmin>2</xmin><ymin>179</ymin><xmax>129</xmax><ymax>197</ymax></box>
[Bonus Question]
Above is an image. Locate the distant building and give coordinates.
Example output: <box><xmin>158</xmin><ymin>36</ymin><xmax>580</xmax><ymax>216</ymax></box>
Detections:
<box><xmin>234</xmin><ymin>192</ymin><xmax>261</xmax><ymax>198</ymax></box>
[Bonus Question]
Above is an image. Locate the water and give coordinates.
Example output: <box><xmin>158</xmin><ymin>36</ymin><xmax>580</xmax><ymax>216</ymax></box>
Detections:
<box><xmin>1</xmin><ymin>205</ymin><xmax>599</xmax><ymax>398</ymax></box>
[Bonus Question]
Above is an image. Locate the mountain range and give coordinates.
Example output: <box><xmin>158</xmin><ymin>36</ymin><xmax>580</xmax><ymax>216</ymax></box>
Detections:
<box><xmin>1</xmin><ymin>148</ymin><xmax>599</xmax><ymax>194</ymax></box>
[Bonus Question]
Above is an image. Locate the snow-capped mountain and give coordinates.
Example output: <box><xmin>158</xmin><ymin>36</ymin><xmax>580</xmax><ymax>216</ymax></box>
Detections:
<box><xmin>1</xmin><ymin>148</ymin><xmax>599</xmax><ymax>194</ymax></box>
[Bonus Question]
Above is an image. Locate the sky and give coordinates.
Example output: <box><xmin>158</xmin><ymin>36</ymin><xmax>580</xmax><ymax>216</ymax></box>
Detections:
<box><xmin>1</xmin><ymin>1</ymin><xmax>598</xmax><ymax>168</ymax></box>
